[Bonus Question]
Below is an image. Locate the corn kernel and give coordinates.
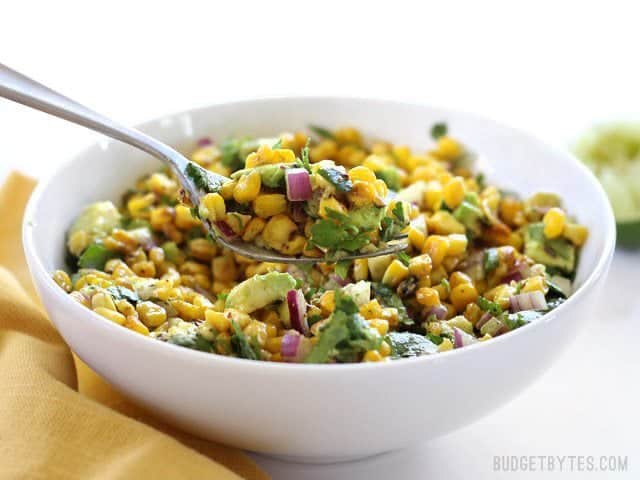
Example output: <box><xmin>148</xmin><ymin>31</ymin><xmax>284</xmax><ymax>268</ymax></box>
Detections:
<box><xmin>175</xmin><ymin>204</ymin><xmax>201</xmax><ymax>230</ymax></box>
<box><xmin>363</xmin><ymin>350</ymin><xmax>383</xmax><ymax>362</ymax></box>
<box><xmin>427</xmin><ymin>211</ymin><xmax>465</xmax><ymax>235</ymax></box>
<box><xmin>521</xmin><ymin>275</ymin><xmax>547</xmax><ymax>294</ymax></box>
<box><xmin>200</xmin><ymin>193</ymin><xmax>226</xmax><ymax>222</ymax></box>
<box><xmin>450</xmin><ymin>283</ymin><xmax>479</xmax><ymax>312</ymax></box>
<box><xmin>262</xmin><ymin>215</ymin><xmax>297</xmax><ymax>250</ymax></box>
<box><xmin>407</xmin><ymin>226</ymin><xmax>427</xmax><ymax>251</ymax></box>
<box><xmin>447</xmin><ymin>234</ymin><xmax>468</xmax><ymax>256</ymax></box>
<box><xmin>136</xmin><ymin>301</ymin><xmax>167</xmax><ymax>327</ymax></box>
<box><xmin>408</xmin><ymin>253</ymin><xmax>432</xmax><ymax>278</ymax></box>
<box><xmin>359</xmin><ymin>299</ymin><xmax>384</xmax><ymax>319</ymax></box>
<box><xmin>234</xmin><ymin>170</ymin><xmax>262</xmax><ymax>203</ymax></box>
<box><xmin>442</xmin><ymin>177</ymin><xmax>466</xmax><ymax>209</ymax></box>
<box><xmin>319</xmin><ymin>290</ymin><xmax>336</xmax><ymax>315</ymax></box>
<box><xmin>416</xmin><ymin>287</ymin><xmax>440</xmax><ymax>307</ymax></box>
<box><xmin>563</xmin><ymin>223</ymin><xmax>588</xmax><ymax>246</ymax></box>
<box><xmin>369</xmin><ymin>319</ymin><xmax>389</xmax><ymax>336</ymax></box>
<box><xmin>353</xmin><ymin>259</ymin><xmax>369</xmax><ymax>281</ymax></box>
<box><xmin>53</xmin><ymin>270</ymin><xmax>72</xmax><ymax>292</ymax></box>
<box><xmin>381</xmin><ymin>259</ymin><xmax>409</xmax><ymax>287</ymax></box>
<box><xmin>253</xmin><ymin>194</ymin><xmax>288</xmax><ymax>218</ymax></box>
<box><xmin>348</xmin><ymin>165</ymin><xmax>377</xmax><ymax>183</ymax></box>
<box><xmin>94</xmin><ymin>307</ymin><xmax>126</xmax><ymax>325</ymax></box>
<box><xmin>242</xmin><ymin>217</ymin><xmax>267</xmax><ymax>242</ymax></box>
<box><xmin>423</xmin><ymin>235</ymin><xmax>450</xmax><ymax>268</ymax></box>
<box><xmin>318</xmin><ymin>197</ymin><xmax>348</xmax><ymax>218</ymax></box>
<box><xmin>435</xmin><ymin>136</ymin><xmax>463</xmax><ymax>160</ymax></box>
<box><xmin>438</xmin><ymin>337</ymin><xmax>454</xmax><ymax>352</ymax></box>
<box><xmin>543</xmin><ymin>207</ymin><xmax>566</xmax><ymax>238</ymax></box>
<box><xmin>379</xmin><ymin>340</ymin><xmax>392</xmax><ymax>357</ymax></box>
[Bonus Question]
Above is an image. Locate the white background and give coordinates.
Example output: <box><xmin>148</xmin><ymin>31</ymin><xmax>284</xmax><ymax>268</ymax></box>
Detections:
<box><xmin>1</xmin><ymin>1</ymin><xmax>638</xmax><ymax>478</ymax></box>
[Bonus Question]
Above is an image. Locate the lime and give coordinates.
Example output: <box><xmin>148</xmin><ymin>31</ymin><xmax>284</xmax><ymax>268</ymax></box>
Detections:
<box><xmin>573</xmin><ymin>123</ymin><xmax>640</xmax><ymax>249</ymax></box>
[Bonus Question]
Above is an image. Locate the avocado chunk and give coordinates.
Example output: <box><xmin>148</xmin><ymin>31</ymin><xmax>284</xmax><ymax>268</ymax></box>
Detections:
<box><xmin>225</xmin><ymin>272</ymin><xmax>296</xmax><ymax>313</ymax></box>
<box><xmin>453</xmin><ymin>196</ymin><xmax>484</xmax><ymax>237</ymax></box>
<box><xmin>524</xmin><ymin>223</ymin><xmax>576</xmax><ymax>273</ymax></box>
<box><xmin>231</xmin><ymin>163</ymin><xmax>292</xmax><ymax>188</ymax></box>
<box><xmin>375</xmin><ymin>167</ymin><xmax>402</xmax><ymax>191</ymax></box>
<box><xmin>348</xmin><ymin>205</ymin><xmax>385</xmax><ymax>230</ymax></box>
<box><xmin>68</xmin><ymin>201</ymin><xmax>121</xmax><ymax>255</ymax></box>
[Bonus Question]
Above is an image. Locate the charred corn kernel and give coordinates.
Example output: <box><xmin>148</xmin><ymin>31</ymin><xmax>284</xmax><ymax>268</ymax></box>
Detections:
<box><xmin>485</xmin><ymin>284</ymin><xmax>515</xmax><ymax>310</ymax></box>
<box><xmin>265</xmin><ymin>336</ymin><xmax>283</xmax><ymax>354</ymax></box>
<box><xmin>447</xmin><ymin>234</ymin><xmax>468</xmax><ymax>256</ymax></box>
<box><xmin>373</xmin><ymin>179</ymin><xmax>388</xmax><ymax>198</ymax></box>
<box><xmin>449</xmin><ymin>271</ymin><xmax>472</xmax><ymax>289</ymax></box>
<box><xmin>359</xmin><ymin>299</ymin><xmax>383</xmax><ymax>319</ymax></box>
<box><xmin>136</xmin><ymin>301</ymin><xmax>167</xmax><ymax>327</ymax></box>
<box><xmin>94</xmin><ymin>307</ymin><xmax>126</xmax><ymax>325</ymax></box>
<box><xmin>225</xmin><ymin>212</ymin><xmax>251</xmax><ymax>235</ymax></box>
<box><xmin>442</xmin><ymin>177</ymin><xmax>466</xmax><ymax>209</ymax></box>
<box><xmin>543</xmin><ymin>207</ymin><xmax>566</xmax><ymax>238</ymax></box>
<box><xmin>242</xmin><ymin>217</ymin><xmax>267</xmax><ymax>242</ymax></box>
<box><xmin>212</xmin><ymin>255</ymin><xmax>238</xmax><ymax>282</ymax></box>
<box><xmin>67</xmin><ymin>230</ymin><xmax>90</xmax><ymax>256</ymax></box>
<box><xmin>416</xmin><ymin>287</ymin><xmax>440</xmax><ymax>307</ymax></box>
<box><xmin>363</xmin><ymin>350</ymin><xmax>383</xmax><ymax>362</ymax></box>
<box><xmin>369</xmin><ymin>319</ymin><xmax>389</xmax><ymax>336</ymax></box>
<box><xmin>348</xmin><ymin>181</ymin><xmax>378</xmax><ymax>207</ymax></box>
<box><xmin>262</xmin><ymin>215</ymin><xmax>297</xmax><ymax>250</ymax></box>
<box><xmin>435</xmin><ymin>136</ymin><xmax>463</xmax><ymax>160</ymax></box>
<box><xmin>445</xmin><ymin>303</ymin><xmax>457</xmax><ymax>319</ymax></box>
<box><xmin>187</xmin><ymin>238</ymin><xmax>216</xmax><ymax>261</ymax></box>
<box><xmin>169</xmin><ymin>299</ymin><xmax>202</xmax><ymax>321</ymax></box>
<box><xmin>408</xmin><ymin>253</ymin><xmax>432</xmax><ymax>278</ymax></box>
<box><xmin>407</xmin><ymin>226</ymin><xmax>427</xmax><ymax>251</ymax></box>
<box><xmin>348</xmin><ymin>166</ymin><xmax>377</xmax><ymax>183</ymax></box>
<box><xmin>438</xmin><ymin>337</ymin><xmax>454</xmax><ymax>352</ymax></box>
<box><xmin>132</xmin><ymin>260</ymin><xmax>156</xmax><ymax>278</ymax></box>
<box><xmin>423</xmin><ymin>235</ymin><xmax>450</xmax><ymax>268</ymax></box>
<box><xmin>53</xmin><ymin>270</ymin><xmax>72</xmax><ymax>292</ymax></box>
<box><xmin>563</xmin><ymin>223</ymin><xmax>588</xmax><ymax>246</ymax></box>
<box><xmin>382</xmin><ymin>260</ymin><xmax>409</xmax><ymax>287</ymax></box>
<box><xmin>318</xmin><ymin>196</ymin><xmax>347</xmax><ymax>218</ymax></box>
<box><xmin>253</xmin><ymin>194</ymin><xmax>288</xmax><ymax>218</ymax></box>
<box><xmin>433</xmin><ymin>281</ymin><xmax>450</xmax><ymax>301</ymax></box>
<box><xmin>200</xmin><ymin>193</ymin><xmax>226</xmax><ymax>222</ymax></box>
<box><xmin>450</xmin><ymin>283</ymin><xmax>479</xmax><ymax>312</ymax></box>
<box><xmin>319</xmin><ymin>290</ymin><xmax>336</xmax><ymax>315</ymax></box>
<box><xmin>280</xmin><ymin>234</ymin><xmax>306</xmax><ymax>255</ymax></box>
<box><xmin>427</xmin><ymin>211</ymin><xmax>465</xmax><ymax>235</ymax></box>
<box><xmin>521</xmin><ymin>275</ymin><xmax>547</xmax><ymax>294</ymax></box>
<box><xmin>243</xmin><ymin>320</ymin><xmax>268</xmax><ymax>347</ymax></box>
<box><xmin>353</xmin><ymin>259</ymin><xmax>369</xmax><ymax>281</ymax></box>
<box><xmin>379</xmin><ymin>340</ymin><xmax>392</xmax><ymax>357</ymax></box>
<box><xmin>175</xmin><ymin>205</ymin><xmax>201</xmax><ymax>230</ymax></box>
<box><xmin>91</xmin><ymin>292</ymin><xmax>116</xmax><ymax>311</ymax></box>
<box><xmin>233</xmin><ymin>170</ymin><xmax>261</xmax><ymax>203</ymax></box>
<box><xmin>464</xmin><ymin>302</ymin><xmax>483</xmax><ymax>325</ymax></box>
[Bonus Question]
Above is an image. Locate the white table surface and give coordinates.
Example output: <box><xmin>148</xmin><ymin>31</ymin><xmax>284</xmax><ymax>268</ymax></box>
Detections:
<box><xmin>2</xmin><ymin>2</ymin><xmax>638</xmax><ymax>478</ymax></box>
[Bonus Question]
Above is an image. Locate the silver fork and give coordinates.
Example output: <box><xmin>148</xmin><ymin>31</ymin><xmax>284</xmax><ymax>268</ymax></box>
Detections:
<box><xmin>0</xmin><ymin>62</ymin><xmax>407</xmax><ymax>263</ymax></box>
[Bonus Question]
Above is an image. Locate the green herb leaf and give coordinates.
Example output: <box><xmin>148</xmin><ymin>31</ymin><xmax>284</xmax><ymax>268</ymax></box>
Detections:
<box><xmin>477</xmin><ymin>296</ymin><xmax>503</xmax><ymax>316</ymax></box>
<box><xmin>309</xmin><ymin>209</ymin><xmax>372</xmax><ymax>253</ymax></box>
<box><xmin>371</xmin><ymin>282</ymin><xmax>413</xmax><ymax>326</ymax></box>
<box><xmin>297</xmin><ymin>138</ymin><xmax>312</xmax><ymax>172</ymax></box>
<box><xmin>308</xmin><ymin>124</ymin><xmax>335</xmax><ymax>140</ymax></box>
<box><xmin>431</xmin><ymin>122</ymin><xmax>448</xmax><ymax>140</ymax></box>
<box><xmin>271</xmin><ymin>138</ymin><xmax>283</xmax><ymax>149</ymax></box>
<box><xmin>318</xmin><ymin>167</ymin><xmax>353</xmax><ymax>193</ymax></box>
<box><xmin>105</xmin><ymin>286</ymin><xmax>139</xmax><ymax>305</ymax></box>
<box><xmin>220</xmin><ymin>137</ymin><xmax>249</xmax><ymax>171</ymax></box>
<box><xmin>397</xmin><ymin>251</ymin><xmax>411</xmax><ymax>266</ymax></box>
<box><xmin>185</xmin><ymin>162</ymin><xmax>225</xmax><ymax>193</ymax></box>
<box><xmin>334</xmin><ymin>260</ymin><xmax>351</xmax><ymax>280</ymax></box>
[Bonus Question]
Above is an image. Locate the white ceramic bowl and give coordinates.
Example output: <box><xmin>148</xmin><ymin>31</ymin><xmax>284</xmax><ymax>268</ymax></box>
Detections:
<box><xmin>23</xmin><ymin>98</ymin><xmax>615</xmax><ymax>463</ymax></box>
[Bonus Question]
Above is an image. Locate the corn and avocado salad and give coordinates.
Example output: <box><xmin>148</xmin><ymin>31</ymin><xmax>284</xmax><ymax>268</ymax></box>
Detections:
<box><xmin>53</xmin><ymin>124</ymin><xmax>588</xmax><ymax>363</ymax></box>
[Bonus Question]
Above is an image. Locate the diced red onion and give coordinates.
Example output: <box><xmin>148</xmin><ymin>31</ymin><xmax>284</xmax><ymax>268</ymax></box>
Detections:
<box><xmin>215</xmin><ymin>220</ymin><xmax>237</xmax><ymax>239</ymax></box>
<box><xmin>285</xmin><ymin>168</ymin><xmax>312</xmax><ymax>201</ymax></box>
<box><xmin>425</xmin><ymin>304</ymin><xmax>448</xmax><ymax>320</ymax></box>
<box><xmin>476</xmin><ymin>312</ymin><xmax>494</xmax><ymax>329</ymax></box>
<box><xmin>281</xmin><ymin>331</ymin><xmax>312</xmax><ymax>362</ymax></box>
<box><xmin>453</xmin><ymin>327</ymin><xmax>478</xmax><ymax>348</ymax></box>
<box><xmin>287</xmin><ymin>289</ymin><xmax>309</xmax><ymax>334</ymax></box>
<box><xmin>509</xmin><ymin>291</ymin><xmax>547</xmax><ymax>312</ymax></box>
<box><xmin>328</xmin><ymin>274</ymin><xmax>349</xmax><ymax>287</ymax></box>
<box><xmin>197</xmin><ymin>137</ymin><xmax>213</xmax><ymax>147</ymax></box>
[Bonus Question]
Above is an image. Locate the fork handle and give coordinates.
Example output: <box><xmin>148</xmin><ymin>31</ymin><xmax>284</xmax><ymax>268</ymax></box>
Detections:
<box><xmin>0</xmin><ymin>62</ymin><xmax>189</xmax><ymax>175</ymax></box>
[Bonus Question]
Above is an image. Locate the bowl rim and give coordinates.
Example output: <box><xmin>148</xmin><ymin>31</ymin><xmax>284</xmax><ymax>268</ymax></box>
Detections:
<box><xmin>22</xmin><ymin>95</ymin><xmax>617</xmax><ymax>373</ymax></box>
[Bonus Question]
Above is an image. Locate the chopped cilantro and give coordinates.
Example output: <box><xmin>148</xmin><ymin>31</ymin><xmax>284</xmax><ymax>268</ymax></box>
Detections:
<box><xmin>185</xmin><ymin>162</ymin><xmax>225</xmax><ymax>193</ymax></box>
<box><xmin>318</xmin><ymin>167</ymin><xmax>353</xmax><ymax>193</ymax></box>
<box><xmin>397</xmin><ymin>251</ymin><xmax>411</xmax><ymax>266</ymax></box>
<box><xmin>271</xmin><ymin>138</ymin><xmax>283</xmax><ymax>149</ymax></box>
<box><xmin>431</xmin><ymin>122</ymin><xmax>448</xmax><ymax>140</ymax></box>
<box><xmin>427</xmin><ymin>333</ymin><xmax>444</xmax><ymax>345</ymax></box>
<box><xmin>297</xmin><ymin>139</ymin><xmax>312</xmax><ymax>172</ymax></box>
<box><xmin>477</xmin><ymin>296</ymin><xmax>503</xmax><ymax>316</ymax></box>
<box><xmin>371</xmin><ymin>282</ymin><xmax>413</xmax><ymax>326</ymax></box>
<box><xmin>105</xmin><ymin>286</ymin><xmax>139</xmax><ymax>305</ymax></box>
<box><xmin>220</xmin><ymin>137</ymin><xmax>249</xmax><ymax>171</ymax></box>
<box><xmin>334</xmin><ymin>260</ymin><xmax>351</xmax><ymax>279</ymax></box>
<box><xmin>309</xmin><ymin>209</ymin><xmax>372</xmax><ymax>253</ymax></box>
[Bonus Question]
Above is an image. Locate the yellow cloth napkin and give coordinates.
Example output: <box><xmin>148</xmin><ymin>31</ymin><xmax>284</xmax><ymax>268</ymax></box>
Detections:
<box><xmin>0</xmin><ymin>172</ymin><xmax>268</xmax><ymax>480</ymax></box>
